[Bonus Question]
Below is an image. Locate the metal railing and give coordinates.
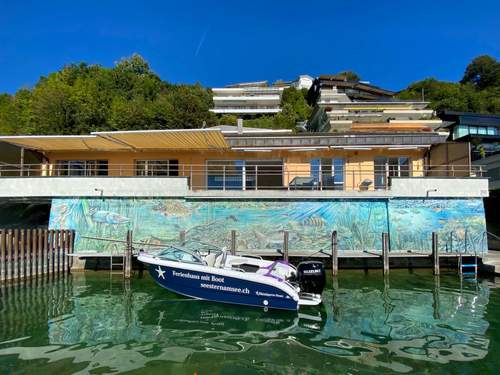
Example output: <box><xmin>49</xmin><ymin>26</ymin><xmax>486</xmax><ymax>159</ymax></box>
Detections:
<box><xmin>0</xmin><ymin>163</ymin><xmax>487</xmax><ymax>192</ymax></box>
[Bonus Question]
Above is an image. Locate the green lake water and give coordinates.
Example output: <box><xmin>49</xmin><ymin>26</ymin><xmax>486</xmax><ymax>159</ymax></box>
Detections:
<box><xmin>1</xmin><ymin>270</ymin><xmax>499</xmax><ymax>374</ymax></box>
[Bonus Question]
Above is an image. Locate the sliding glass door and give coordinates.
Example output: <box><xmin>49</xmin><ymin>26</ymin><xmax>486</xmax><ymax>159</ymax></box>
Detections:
<box><xmin>310</xmin><ymin>158</ymin><xmax>345</xmax><ymax>190</ymax></box>
<box><xmin>207</xmin><ymin>160</ymin><xmax>283</xmax><ymax>190</ymax></box>
<box><xmin>374</xmin><ymin>157</ymin><xmax>411</xmax><ymax>189</ymax></box>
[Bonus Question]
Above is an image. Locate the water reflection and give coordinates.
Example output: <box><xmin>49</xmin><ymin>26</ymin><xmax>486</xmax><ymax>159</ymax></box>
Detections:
<box><xmin>0</xmin><ymin>271</ymin><xmax>494</xmax><ymax>374</ymax></box>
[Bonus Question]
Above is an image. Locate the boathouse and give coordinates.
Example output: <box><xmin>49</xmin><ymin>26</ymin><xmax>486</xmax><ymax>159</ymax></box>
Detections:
<box><xmin>0</xmin><ymin>125</ymin><xmax>489</xmax><ymax>258</ymax></box>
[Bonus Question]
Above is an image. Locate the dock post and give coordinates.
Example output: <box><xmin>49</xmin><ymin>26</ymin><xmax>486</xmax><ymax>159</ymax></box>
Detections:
<box><xmin>382</xmin><ymin>232</ymin><xmax>389</xmax><ymax>276</ymax></box>
<box><xmin>124</xmin><ymin>230</ymin><xmax>132</xmax><ymax>279</ymax></box>
<box><xmin>283</xmin><ymin>231</ymin><xmax>289</xmax><ymax>262</ymax></box>
<box><xmin>179</xmin><ymin>230</ymin><xmax>186</xmax><ymax>247</ymax></box>
<box><xmin>68</xmin><ymin>230</ymin><xmax>75</xmax><ymax>271</ymax></box>
<box><xmin>0</xmin><ymin>230</ymin><xmax>5</xmax><ymax>283</ymax></box>
<box><xmin>230</xmin><ymin>230</ymin><xmax>237</xmax><ymax>255</ymax></box>
<box><xmin>432</xmin><ymin>232</ymin><xmax>440</xmax><ymax>276</ymax></box>
<box><xmin>331</xmin><ymin>230</ymin><xmax>338</xmax><ymax>277</ymax></box>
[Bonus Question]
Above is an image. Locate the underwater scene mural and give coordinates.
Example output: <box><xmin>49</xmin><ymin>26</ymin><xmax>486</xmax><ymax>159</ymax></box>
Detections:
<box><xmin>388</xmin><ymin>199</ymin><xmax>487</xmax><ymax>253</ymax></box>
<box><xmin>48</xmin><ymin>198</ymin><xmax>487</xmax><ymax>254</ymax></box>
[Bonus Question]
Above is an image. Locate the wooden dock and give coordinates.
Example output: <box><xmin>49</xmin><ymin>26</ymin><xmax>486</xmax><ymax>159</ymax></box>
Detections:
<box><xmin>1</xmin><ymin>228</ymin><xmax>491</xmax><ymax>280</ymax></box>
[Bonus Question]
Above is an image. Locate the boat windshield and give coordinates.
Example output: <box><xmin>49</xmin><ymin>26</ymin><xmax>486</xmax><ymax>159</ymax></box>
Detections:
<box><xmin>156</xmin><ymin>246</ymin><xmax>204</xmax><ymax>264</ymax></box>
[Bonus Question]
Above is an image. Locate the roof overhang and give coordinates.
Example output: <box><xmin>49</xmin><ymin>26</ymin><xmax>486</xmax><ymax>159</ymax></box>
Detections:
<box><xmin>0</xmin><ymin>135</ymin><xmax>128</xmax><ymax>152</ymax></box>
<box><xmin>0</xmin><ymin>129</ymin><xmax>229</xmax><ymax>152</ymax></box>
<box><xmin>226</xmin><ymin>132</ymin><xmax>448</xmax><ymax>150</ymax></box>
<box><xmin>92</xmin><ymin>129</ymin><xmax>228</xmax><ymax>150</ymax></box>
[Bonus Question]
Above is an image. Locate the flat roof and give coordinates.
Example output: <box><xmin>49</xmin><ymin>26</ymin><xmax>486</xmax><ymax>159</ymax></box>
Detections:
<box><xmin>225</xmin><ymin>131</ymin><xmax>448</xmax><ymax>149</ymax></box>
<box><xmin>209</xmin><ymin>125</ymin><xmax>292</xmax><ymax>134</ymax></box>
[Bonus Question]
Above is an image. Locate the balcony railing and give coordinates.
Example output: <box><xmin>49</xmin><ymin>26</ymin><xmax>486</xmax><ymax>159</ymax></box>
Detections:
<box><xmin>0</xmin><ymin>163</ymin><xmax>487</xmax><ymax>192</ymax></box>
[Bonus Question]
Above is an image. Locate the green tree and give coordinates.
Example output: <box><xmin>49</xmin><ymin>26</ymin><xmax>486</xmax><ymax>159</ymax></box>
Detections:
<box><xmin>0</xmin><ymin>54</ymin><xmax>218</xmax><ymax>135</ymax></box>
<box><xmin>337</xmin><ymin>71</ymin><xmax>361</xmax><ymax>82</ymax></box>
<box><xmin>461</xmin><ymin>55</ymin><xmax>500</xmax><ymax>90</ymax></box>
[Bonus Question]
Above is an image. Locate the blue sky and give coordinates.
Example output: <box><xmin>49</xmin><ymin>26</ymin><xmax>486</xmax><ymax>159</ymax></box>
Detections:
<box><xmin>0</xmin><ymin>0</ymin><xmax>498</xmax><ymax>93</ymax></box>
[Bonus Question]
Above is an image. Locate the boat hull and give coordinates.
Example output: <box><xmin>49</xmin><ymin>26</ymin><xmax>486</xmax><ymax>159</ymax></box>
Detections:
<box><xmin>146</xmin><ymin>263</ymin><xmax>299</xmax><ymax>311</ymax></box>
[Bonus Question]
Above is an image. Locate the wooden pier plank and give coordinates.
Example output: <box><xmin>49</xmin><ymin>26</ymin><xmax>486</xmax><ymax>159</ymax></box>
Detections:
<box><xmin>13</xmin><ymin>229</ymin><xmax>19</xmax><ymax>280</ymax></box>
<box><xmin>26</xmin><ymin>229</ymin><xmax>31</xmax><ymax>280</ymax></box>
<box><xmin>36</xmin><ymin>229</ymin><xmax>42</xmax><ymax>276</ymax></box>
<box><xmin>19</xmin><ymin>229</ymin><xmax>25</xmax><ymax>280</ymax></box>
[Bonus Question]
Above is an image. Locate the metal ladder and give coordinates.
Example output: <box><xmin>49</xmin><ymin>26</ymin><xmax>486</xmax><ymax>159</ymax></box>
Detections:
<box><xmin>459</xmin><ymin>252</ymin><xmax>478</xmax><ymax>279</ymax></box>
<box><xmin>110</xmin><ymin>248</ymin><xmax>125</xmax><ymax>275</ymax></box>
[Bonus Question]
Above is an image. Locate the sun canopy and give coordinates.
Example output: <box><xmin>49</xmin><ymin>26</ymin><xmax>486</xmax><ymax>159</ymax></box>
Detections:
<box><xmin>0</xmin><ymin>135</ymin><xmax>127</xmax><ymax>151</ymax></box>
<box><xmin>0</xmin><ymin>129</ymin><xmax>229</xmax><ymax>152</ymax></box>
<box><xmin>92</xmin><ymin>129</ymin><xmax>228</xmax><ymax>150</ymax></box>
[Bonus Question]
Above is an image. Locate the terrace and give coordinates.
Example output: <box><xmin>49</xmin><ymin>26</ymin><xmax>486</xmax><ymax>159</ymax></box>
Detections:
<box><xmin>0</xmin><ymin>161</ymin><xmax>488</xmax><ymax>199</ymax></box>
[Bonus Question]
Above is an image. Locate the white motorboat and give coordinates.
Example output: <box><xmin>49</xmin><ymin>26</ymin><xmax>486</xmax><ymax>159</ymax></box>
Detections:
<box><xmin>138</xmin><ymin>246</ymin><xmax>325</xmax><ymax>311</ymax></box>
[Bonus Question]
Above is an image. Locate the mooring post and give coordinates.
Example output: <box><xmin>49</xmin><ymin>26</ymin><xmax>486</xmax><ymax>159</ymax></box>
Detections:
<box><xmin>433</xmin><ymin>275</ymin><xmax>441</xmax><ymax>319</ymax></box>
<box><xmin>69</xmin><ymin>230</ymin><xmax>75</xmax><ymax>271</ymax></box>
<box><xmin>432</xmin><ymin>232</ymin><xmax>440</xmax><ymax>276</ymax></box>
<box><xmin>230</xmin><ymin>230</ymin><xmax>237</xmax><ymax>255</ymax></box>
<box><xmin>283</xmin><ymin>231</ymin><xmax>289</xmax><ymax>262</ymax></box>
<box><xmin>0</xmin><ymin>229</ymin><xmax>5</xmax><ymax>284</ymax></box>
<box><xmin>124</xmin><ymin>230</ymin><xmax>132</xmax><ymax>279</ymax></box>
<box><xmin>331</xmin><ymin>230</ymin><xmax>338</xmax><ymax>277</ymax></box>
<box><xmin>382</xmin><ymin>232</ymin><xmax>389</xmax><ymax>276</ymax></box>
<box><xmin>179</xmin><ymin>230</ymin><xmax>186</xmax><ymax>247</ymax></box>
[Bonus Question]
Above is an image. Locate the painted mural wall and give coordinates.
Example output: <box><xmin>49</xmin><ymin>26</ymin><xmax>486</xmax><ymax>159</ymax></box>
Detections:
<box><xmin>48</xmin><ymin>198</ymin><xmax>487</xmax><ymax>254</ymax></box>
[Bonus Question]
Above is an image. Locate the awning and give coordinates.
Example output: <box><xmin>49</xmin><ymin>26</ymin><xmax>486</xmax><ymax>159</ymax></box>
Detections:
<box><xmin>0</xmin><ymin>135</ymin><xmax>128</xmax><ymax>151</ymax></box>
<box><xmin>92</xmin><ymin>129</ymin><xmax>228</xmax><ymax>150</ymax></box>
<box><xmin>0</xmin><ymin>129</ymin><xmax>229</xmax><ymax>152</ymax></box>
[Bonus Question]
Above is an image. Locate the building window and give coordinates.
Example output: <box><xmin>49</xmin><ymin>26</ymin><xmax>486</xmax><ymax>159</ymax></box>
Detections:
<box><xmin>135</xmin><ymin>160</ymin><xmax>179</xmax><ymax>176</ymax></box>
<box><xmin>478</xmin><ymin>127</ymin><xmax>488</xmax><ymax>135</ymax></box>
<box><xmin>374</xmin><ymin>157</ymin><xmax>411</xmax><ymax>189</ymax></box>
<box><xmin>310</xmin><ymin>158</ymin><xmax>345</xmax><ymax>190</ymax></box>
<box><xmin>453</xmin><ymin>125</ymin><xmax>469</xmax><ymax>139</ymax></box>
<box><xmin>56</xmin><ymin>160</ymin><xmax>108</xmax><ymax>176</ymax></box>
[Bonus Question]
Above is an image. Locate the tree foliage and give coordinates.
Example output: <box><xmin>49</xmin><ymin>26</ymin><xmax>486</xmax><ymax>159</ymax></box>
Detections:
<box><xmin>0</xmin><ymin>54</ymin><xmax>498</xmax><ymax>136</ymax></box>
<box><xmin>336</xmin><ymin>71</ymin><xmax>361</xmax><ymax>82</ymax></box>
<box><xmin>398</xmin><ymin>55</ymin><xmax>500</xmax><ymax>114</ymax></box>
<box><xmin>0</xmin><ymin>54</ymin><xmax>217</xmax><ymax>135</ymax></box>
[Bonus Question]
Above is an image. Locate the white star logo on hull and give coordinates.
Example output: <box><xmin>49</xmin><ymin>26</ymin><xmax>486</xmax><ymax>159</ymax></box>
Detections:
<box><xmin>156</xmin><ymin>266</ymin><xmax>166</xmax><ymax>279</ymax></box>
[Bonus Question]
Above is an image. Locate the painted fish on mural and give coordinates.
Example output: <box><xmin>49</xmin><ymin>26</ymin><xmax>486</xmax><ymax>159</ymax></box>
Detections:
<box><xmin>152</xmin><ymin>201</ymin><xmax>192</xmax><ymax>218</ymax></box>
<box><xmin>301</xmin><ymin>215</ymin><xmax>326</xmax><ymax>228</ymax></box>
<box><xmin>89</xmin><ymin>209</ymin><xmax>130</xmax><ymax>225</ymax></box>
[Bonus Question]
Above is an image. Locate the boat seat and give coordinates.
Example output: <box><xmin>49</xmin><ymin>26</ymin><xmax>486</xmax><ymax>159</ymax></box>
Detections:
<box><xmin>204</xmin><ymin>253</ymin><xmax>217</xmax><ymax>267</ymax></box>
<box><xmin>214</xmin><ymin>251</ymin><xmax>226</xmax><ymax>268</ymax></box>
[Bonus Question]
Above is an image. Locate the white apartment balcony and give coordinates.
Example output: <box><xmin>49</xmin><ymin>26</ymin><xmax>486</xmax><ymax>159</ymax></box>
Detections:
<box><xmin>213</xmin><ymin>94</ymin><xmax>281</xmax><ymax>101</ymax></box>
<box><xmin>326</xmin><ymin>112</ymin><xmax>437</xmax><ymax>123</ymax></box>
<box><xmin>213</xmin><ymin>96</ymin><xmax>282</xmax><ymax>107</ymax></box>
<box><xmin>210</xmin><ymin>107</ymin><xmax>282</xmax><ymax>114</ymax></box>
<box><xmin>321</xmin><ymin>101</ymin><xmax>430</xmax><ymax>110</ymax></box>
<box><xmin>389</xmin><ymin>119</ymin><xmax>443</xmax><ymax>126</ymax></box>
<box><xmin>212</xmin><ymin>87</ymin><xmax>284</xmax><ymax>95</ymax></box>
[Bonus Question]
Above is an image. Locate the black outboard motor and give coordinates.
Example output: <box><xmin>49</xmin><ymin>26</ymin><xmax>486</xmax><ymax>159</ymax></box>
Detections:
<box><xmin>296</xmin><ymin>261</ymin><xmax>326</xmax><ymax>294</ymax></box>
